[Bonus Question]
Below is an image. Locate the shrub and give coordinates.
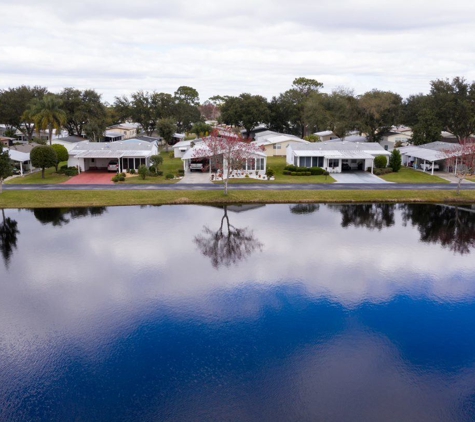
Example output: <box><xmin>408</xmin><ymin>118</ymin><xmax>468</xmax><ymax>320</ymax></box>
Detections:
<box><xmin>284</xmin><ymin>165</ymin><xmax>297</xmax><ymax>172</ymax></box>
<box><xmin>266</xmin><ymin>168</ymin><xmax>274</xmax><ymax>179</ymax></box>
<box><xmin>129</xmin><ymin>168</ymin><xmax>136</xmax><ymax>175</ymax></box>
<box><xmin>51</xmin><ymin>144</ymin><xmax>68</xmax><ymax>171</ymax></box>
<box><xmin>295</xmin><ymin>167</ymin><xmax>308</xmax><ymax>173</ymax></box>
<box><xmin>149</xmin><ymin>166</ymin><xmax>157</xmax><ymax>173</ymax></box>
<box><xmin>177</xmin><ymin>169</ymin><xmax>185</xmax><ymax>176</ymax></box>
<box><xmin>112</xmin><ymin>173</ymin><xmax>125</xmax><ymax>182</ymax></box>
<box><xmin>323</xmin><ymin>170</ymin><xmax>330</xmax><ymax>179</ymax></box>
<box><xmin>283</xmin><ymin>170</ymin><xmax>291</xmax><ymax>175</ymax></box>
<box><xmin>156</xmin><ymin>170</ymin><xmax>163</xmax><ymax>176</ymax></box>
<box><xmin>373</xmin><ymin>167</ymin><xmax>393</xmax><ymax>175</ymax></box>
<box><xmin>138</xmin><ymin>165</ymin><xmax>148</xmax><ymax>180</ymax></box>
<box><xmin>60</xmin><ymin>164</ymin><xmax>68</xmax><ymax>170</ymax></box>
<box><xmin>374</xmin><ymin>155</ymin><xmax>388</xmax><ymax>169</ymax></box>
<box><xmin>389</xmin><ymin>149</ymin><xmax>402</xmax><ymax>172</ymax></box>
<box><xmin>165</xmin><ymin>173</ymin><xmax>174</xmax><ymax>180</ymax></box>
<box><xmin>310</xmin><ymin>166</ymin><xmax>324</xmax><ymax>175</ymax></box>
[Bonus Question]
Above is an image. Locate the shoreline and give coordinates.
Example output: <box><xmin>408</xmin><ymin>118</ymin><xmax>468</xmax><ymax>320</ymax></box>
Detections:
<box><xmin>1</xmin><ymin>189</ymin><xmax>475</xmax><ymax>209</ymax></box>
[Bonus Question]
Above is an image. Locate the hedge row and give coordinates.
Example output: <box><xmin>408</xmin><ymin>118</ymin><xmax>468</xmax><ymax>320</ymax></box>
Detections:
<box><xmin>283</xmin><ymin>166</ymin><xmax>325</xmax><ymax>176</ymax></box>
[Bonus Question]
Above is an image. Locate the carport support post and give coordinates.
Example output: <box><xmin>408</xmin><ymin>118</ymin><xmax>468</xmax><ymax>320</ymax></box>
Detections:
<box><xmin>20</xmin><ymin>162</ymin><xmax>23</xmax><ymax>176</ymax></box>
<box><xmin>431</xmin><ymin>162</ymin><xmax>434</xmax><ymax>176</ymax></box>
<box><xmin>423</xmin><ymin>160</ymin><xmax>426</xmax><ymax>172</ymax></box>
<box><xmin>371</xmin><ymin>160</ymin><xmax>373</xmax><ymax>174</ymax></box>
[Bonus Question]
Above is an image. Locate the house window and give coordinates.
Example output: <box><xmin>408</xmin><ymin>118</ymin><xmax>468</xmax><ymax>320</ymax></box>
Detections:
<box><xmin>256</xmin><ymin>158</ymin><xmax>265</xmax><ymax>170</ymax></box>
<box><xmin>300</xmin><ymin>157</ymin><xmax>312</xmax><ymax>168</ymax></box>
<box><xmin>312</xmin><ymin>157</ymin><xmax>324</xmax><ymax>167</ymax></box>
<box><xmin>384</xmin><ymin>145</ymin><xmax>388</xmax><ymax>151</ymax></box>
<box><xmin>273</xmin><ymin>144</ymin><xmax>281</xmax><ymax>149</ymax></box>
<box><xmin>294</xmin><ymin>157</ymin><xmax>298</xmax><ymax>166</ymax></box>
<box><xmin>328</xmin><ymin>159</ymin><xmax>340</xmax><ymax>168</ymax></box>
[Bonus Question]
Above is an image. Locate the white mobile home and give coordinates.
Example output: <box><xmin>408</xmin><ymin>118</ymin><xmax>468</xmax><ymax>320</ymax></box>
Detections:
<box><xmin>287</xmin><ymin>142</ymin><xmax>390</xmax><ymax>173</ymax></box>
<box><xmin>68</xmin><ymin>139</ymin><xmax>158</xmax><ymax>173</ymax></box>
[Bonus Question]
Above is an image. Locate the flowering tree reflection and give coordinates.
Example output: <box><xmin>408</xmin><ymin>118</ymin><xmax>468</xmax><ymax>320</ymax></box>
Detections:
<box><xmin>402</xmin><ymin>204</ymin><xmax>475</xmax><ymax>255</ymax></box>
<box><xmin>194</xmin><ymin>206</ymin><xmax>263</xmax><ymax>269</ymax></box>
<box><xmin>0</xmin><ymin>209</ymin><xmax>19</xmax><ymax>268</ymax></box>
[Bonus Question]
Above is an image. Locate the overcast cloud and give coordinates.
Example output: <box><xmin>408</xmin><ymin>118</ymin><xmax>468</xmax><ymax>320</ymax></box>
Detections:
<box><xmin>1</xmin><ymin>0</ymin><xmax>475</xmax><ymax>103</ymax></box>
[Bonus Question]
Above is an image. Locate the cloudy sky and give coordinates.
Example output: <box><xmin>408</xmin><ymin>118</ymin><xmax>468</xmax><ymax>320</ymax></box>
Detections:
<box><xmin>1</xmin><ymin>0</ymin><xmax>475</xmax><ymax>103</ymax></box>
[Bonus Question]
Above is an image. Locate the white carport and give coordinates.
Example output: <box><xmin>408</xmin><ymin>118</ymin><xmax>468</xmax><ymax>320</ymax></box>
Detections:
<box><xmin>7</xmin><ymin>149</ymin><xmax>31</xmax><ymax>176</ymax></box>
<box><xmin>399</xmin><ymin>146</ymin><xmax>445</xmax><ymax>175</ymax></box>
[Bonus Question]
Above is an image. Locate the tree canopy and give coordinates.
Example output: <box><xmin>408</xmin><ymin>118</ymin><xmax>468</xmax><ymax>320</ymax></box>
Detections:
<box><xmin>221</xmin><ymin>93</ymin><xmax>269</xmax><ymax>138</ymax></box>
<box><xmin>30</xmin><ymin>145</ymin><xmax>57</xmax><ymax>179</ymax></box>
<box><xmin>357</xmin><ymin>90</ymin><xmax>402</xmax><ymax>142</ymax></box>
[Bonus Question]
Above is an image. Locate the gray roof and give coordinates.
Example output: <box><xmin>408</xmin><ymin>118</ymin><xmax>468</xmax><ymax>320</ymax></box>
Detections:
<box><xmin>70</xmin><ymin>140</ymin><xmax>155</xmax><ymax>158</ymax></box>
<box><xmin>57</xmin><ymin>136</ymin><xmax>87</xmax><ymax>143</ymax></box>
<box><xmin>327</xmin><ymin>135</ymin><xmax>368</xmax><ymax>143</ymax></box>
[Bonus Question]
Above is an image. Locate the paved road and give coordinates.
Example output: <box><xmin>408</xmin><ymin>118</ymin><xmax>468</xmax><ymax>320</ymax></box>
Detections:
<box><xmin>4</xmin><ymin>183</ymin><xmax>475</xmax><ymax>191</ymax></box>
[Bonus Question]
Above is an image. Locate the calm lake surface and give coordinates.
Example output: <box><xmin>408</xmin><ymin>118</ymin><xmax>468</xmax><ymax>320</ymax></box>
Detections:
<box><xmin>1</xmin><ymin>203</ymin><xmax>475</xmax><ymax>421</ymax></box>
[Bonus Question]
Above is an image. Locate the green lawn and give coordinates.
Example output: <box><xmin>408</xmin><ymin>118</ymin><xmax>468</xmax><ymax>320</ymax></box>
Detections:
<box><xmin>6</xmin><ymin>163</ymin><xmax>70</xmax><ymax>185</ymax></box>
<box><xmin>2</xmin><ymin>189</ymin><xmax>475</xmax><ymax>209</ymax></box>
<box><xmin>380</xmin><ymin>167</ymin><xmax>450</xmax><ymax>184</ymax></box>
<box><xmin>121</xmin><ymin>152</ymin><xmax>183</xmax><ymax>184</ymax></box>
<box><xmin>218</xmin><ymin>156</ymin><xmax>335</xmax><ymax>184</ymax></box>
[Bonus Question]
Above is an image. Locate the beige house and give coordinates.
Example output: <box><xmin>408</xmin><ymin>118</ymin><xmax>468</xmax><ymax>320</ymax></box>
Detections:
<box><xmin>252</xmin><ymin>131</ymin><xmax>310</xmax><ymax>157</ymax></box>
<box><xmin>379</xmin><ymin>131</ymin><xmax>412</xmax><ymax>151</ymax></box>
<box><xmin>313</xmin><ymin>130</ymin><xmax>338</xmax><ymax>142</ymax></box>
<box><xmin>107</xmin><ymin>123</ymin><xmax>140</xmax><ymax>139</ymax></box>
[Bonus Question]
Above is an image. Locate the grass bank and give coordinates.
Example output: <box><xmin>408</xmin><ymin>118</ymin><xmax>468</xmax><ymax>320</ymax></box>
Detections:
<box><xmin>380</xmin><ymin>167</ymin><xmax>449</xmax><ymax>184</ymax></box>
<box><xmin>1</xmin><ymin>189</ymin><xmax>475</xmax><ymax>209</ymax></box>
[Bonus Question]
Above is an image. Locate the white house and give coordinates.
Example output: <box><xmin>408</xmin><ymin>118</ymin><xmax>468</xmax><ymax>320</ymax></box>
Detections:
<box><xmin>173</xmin><ymin>138</ymin><xmax>204</xmax><ymax>158</ymax></box>
<box><xmin>252</xmin><ymin>131</ymin><xmax>309</xmax><ymax>156</ymax></box>
<box><xmin>68</xmin><ymin>139</ymin><xmax>158</xmax><ymax>173</ymax></box>
<box><xmin>6</xmin><ymin>144</ymin><xmax>38</xmax><ymax>175</ymax></box>
<box><xmin>181</xmin><ymin>143</ymin><xmax>267</xmax><ymax>179</ymax></box>
<box><xmin>286</xmin><ymin>141</ymin><xmax>391</xmax><ymax>173</ymax></box>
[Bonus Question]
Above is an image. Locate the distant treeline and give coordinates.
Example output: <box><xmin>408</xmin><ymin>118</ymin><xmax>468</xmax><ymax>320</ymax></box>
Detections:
<box><xmin>0</xmin><ymin>76</ymin><xmax>474</xmax><ymax>145</ymax></box>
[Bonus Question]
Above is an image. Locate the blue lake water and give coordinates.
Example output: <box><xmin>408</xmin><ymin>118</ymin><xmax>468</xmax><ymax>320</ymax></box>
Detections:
<box><xmin>1</xmin><ymin>204</ymin><xmax>475</xmax><ymax>421</ymax></box>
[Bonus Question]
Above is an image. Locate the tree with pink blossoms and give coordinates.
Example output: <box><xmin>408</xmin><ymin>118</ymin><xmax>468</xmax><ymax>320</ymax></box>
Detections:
<box><xmin>442</xmin><ymin>140</ymin><xmax>475</xmax><ymax>194</ymax></box>
<box><xmin>192</xmin><ymin>129</ymin><xmax>265</xmax><ymax>195</ymax></box>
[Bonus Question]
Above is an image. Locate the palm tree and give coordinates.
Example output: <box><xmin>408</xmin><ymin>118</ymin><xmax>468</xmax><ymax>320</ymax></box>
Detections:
<box><xmin>31</xmin><ymin>95</ymin><xmax>66</xmax><ymax>145</ymax></box>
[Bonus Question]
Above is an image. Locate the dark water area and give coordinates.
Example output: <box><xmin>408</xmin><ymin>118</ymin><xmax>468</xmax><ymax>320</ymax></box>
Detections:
<box><xmin>1</xmin><ymin>203</ymin><xmax>475</xmax><ymax>421</ymax></box>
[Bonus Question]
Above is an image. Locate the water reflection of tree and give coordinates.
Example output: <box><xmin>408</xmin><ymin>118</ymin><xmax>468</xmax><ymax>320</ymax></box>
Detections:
<box><xmin>401</xmin><ymin>204</ymin><xmax>475</xmax><ymax>255</ymax></box>
<box><xmin>289</xmin><ymin>204</ymin><xmax>320</xmax><ymax>214</ymax></box>
<box><xmin>194</xmin><ymin>206</ymin><xmax>263</xmax><ymax>269</ymax></box>
<box><xmin>0</xmin><ymin>209</ymin><xmax>19</xmax><ymax>268</ymax></box>
<box><xmin>32</xmin><ymin>207</ymin><xmax>107</xmax><ymax>226</ymax></box>
<box><xmin>332</xmin><ymin>204</ymin><xmax>395</xmax><ymax>230</ymax></box>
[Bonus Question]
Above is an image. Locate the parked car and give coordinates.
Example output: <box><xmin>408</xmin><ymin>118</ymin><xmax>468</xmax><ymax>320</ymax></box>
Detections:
<box><xmin>190</xmin><ymin>163</ymin><xmax>203</xmax><ymax>171</ymax></box>
<box><xmin>419</xmin><ymin>163</ymin><xmax>439</xmax><ymax>171</ymax></box>
<box><xmin>107</xmin><ymin>160</ymin><xmax>119</xmax><ymax>172</ymax></box>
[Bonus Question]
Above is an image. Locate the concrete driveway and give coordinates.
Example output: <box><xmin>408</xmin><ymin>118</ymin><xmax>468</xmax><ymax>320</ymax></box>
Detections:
<box><xmin>177</xmin><ymin>171</ymin><xmax>212</xmax><ymax>184</ymax></box>
<box><xmin>331</xmin><ymin>172</ymin><xmax>390</xmax><ymax>184</ymax></box>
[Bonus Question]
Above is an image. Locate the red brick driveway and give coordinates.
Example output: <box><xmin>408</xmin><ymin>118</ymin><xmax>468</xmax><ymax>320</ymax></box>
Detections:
<box><xmin>63</xmin><ymin>170</ymin><xmax>115</xmax><ymax>185</ymax></box>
